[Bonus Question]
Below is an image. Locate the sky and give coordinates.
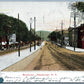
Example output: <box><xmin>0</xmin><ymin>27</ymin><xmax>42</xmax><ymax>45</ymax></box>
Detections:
<box><xmin>0</xmin><ymin>1</ymin><xmax>83</xmax><ymax>31</ymax></box>
<box><xmin>0</xmin><ymin>0</ymin><xmax>84</xmax><ymax>1</ymax></box>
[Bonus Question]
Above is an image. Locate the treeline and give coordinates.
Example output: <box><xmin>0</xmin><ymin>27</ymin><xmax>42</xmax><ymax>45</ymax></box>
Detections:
<box><xmin>0</xmin><ymin>14</ymin><xmax>40</xmax><ymax>43</ymax></box>
<box><xmin>48</xmin><ymin>31</ymin><xmax>61</xmax><ymax>42</ymax></box>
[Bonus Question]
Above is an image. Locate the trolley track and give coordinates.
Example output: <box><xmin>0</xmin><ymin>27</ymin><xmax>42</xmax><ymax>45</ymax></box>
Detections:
<box><xmin>34</xmin><ymin>48</ymin><xmax>45</xmax><ymax>70</ymax></box>
<box><xmin>47</xmin><ymin>43</ymin><xmax>84</xmax><ymax>70</ymax></box>
<box><xmin>3</xmin><ymin>41</ymin><xmax>84</xmax><ymax>71</ymax></box>
<box><xmin>33</xmin><ymin>44</ymin><xmax>64</xmax><ymax>70</ymax></box>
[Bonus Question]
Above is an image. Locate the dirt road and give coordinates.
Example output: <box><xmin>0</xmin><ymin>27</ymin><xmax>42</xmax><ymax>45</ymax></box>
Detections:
<box><xmin>2</xmin><ymin>41</ymin><xmax>84</xmax><ymax>71</ymax></box>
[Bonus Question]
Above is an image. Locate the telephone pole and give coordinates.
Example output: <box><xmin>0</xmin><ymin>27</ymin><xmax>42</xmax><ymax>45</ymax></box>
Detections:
<box><xmin>40</xmin><ymin>31</ymin><xmax>41</xmax><ymax>44</ymax></box>
<box><xmin>56</xmin><ymin>27</ymin><xmax>57</xmax><ymax>43</ymax></box>
<box><xmin>34</xmin><ymin>17</ymin><xmax>36</xmax><ymax>50</ymax></box>
<box><xmin>40</xmin><ymin>31</ymin><xmax>41</xmax><ymax>40</ymax></box>
<box><xmin>43</xmin><ymin>16</ymin><xmax>45</xmax><ymax>24</ymax></box>
<box><xmin>18</xmin><ymin>13</ymin><xmax>20</xmax><ymax>57</ymax></box>
<box><xmin>74</xmin><ymin>12</ymin><xmax>76</xmax><ymax>51</ymax></box>
<box><xmin>30</xmin><ymin>18</ymin><xmax>32</xmax><ymax>52</ymax></box>
<box><xmin>70</xmin><ymin>7</ymin><xmax>78</xmax><ymax>51</ymax></box>
<box><xmin>61</xmin><ymin>21</ymin><xmax>64</xmax><ymax>47</ymax></box>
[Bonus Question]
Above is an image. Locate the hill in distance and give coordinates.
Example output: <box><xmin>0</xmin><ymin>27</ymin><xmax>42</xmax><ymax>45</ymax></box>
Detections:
<box><xmin>36</xmin><ymin>30</ymin><xmax>51</xmax><ymax>41</ymax></box>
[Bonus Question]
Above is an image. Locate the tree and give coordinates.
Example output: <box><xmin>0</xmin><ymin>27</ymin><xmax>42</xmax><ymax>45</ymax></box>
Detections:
<box><xmin>0</xmin><ymin>13</ymin><xmax>40</xmax><ymax>49</ymax></box>
<box><xmin>74</xmin><ymin>2</ymin><xmax>84</xmax><ymax>12</ymax></box>
<box><xmin>0</xmin><ymin>14</ymin><xmax>30</xmax><ymax>42</ymax></box>
<box><xmin>48</xmin><ymin>31</ymin><xmax>61</xmax><ymax>42</ymax></box>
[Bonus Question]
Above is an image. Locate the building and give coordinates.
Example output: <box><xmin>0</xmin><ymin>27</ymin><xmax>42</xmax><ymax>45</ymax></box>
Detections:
<box><xmin>68</xmin><ymin>24</ymin><xmax>84</xmax><ymax>49</ymax></box>
<box><xmin>77</xmin><ymin>24</ymin><xmax>84</xmax><ymax>48</ymax></box>
<box><xmin>63</xmin><ymin>30</ymin><xmax>69</xmax><ymax>45</ymax></box>
<box><xmin>0</xmin><ymin>33</ymin><xmax>17</xmax><ymax>50</ymax></box>
<box><xmin>9</xmin><ymin>33</ymin><xmax>16</xmax><ymax>43</ymax></box>
<box><xmin>58</xmin><ymin>29</ymin><xmax>69</xmax><ymax>45</ymax></box>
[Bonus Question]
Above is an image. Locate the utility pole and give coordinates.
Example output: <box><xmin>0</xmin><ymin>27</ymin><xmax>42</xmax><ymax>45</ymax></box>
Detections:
<box><xmin>74</xmin><ymin>12</ymin><xmax>76</xmax><ymax>51</ymax></box>
<box><xmin>30</xmin><ymin>18</ymin><xmax>32</xmax><ymax>52</ymax></box>
<box><xmin>40</xmin><ymin>31</ymin><xmax>41</xmax><ymax>44</ymax></box>
<box><xmin>34</xmin><ymin>17</ymin><xmax>36</xmax><ymax>50</ymax></box>
<box><xmin>43</xmin><ymin>32</ymin><xmax>44</xmax><ymax>41</ymax></box>
<box><xmin>43</xmin><ymin>16</ymin><xmax>44</xmax><ymax>24</ymax></box>
<box><xmin>61</xmin><ymin>21</ymin><xmax>64</xmax><ymax>47</ymax></box>
<box><xmin>70</xmin><ymin>13</ymin><xmax>72</xmax><ymax>27</ymax></box>
<box><xmin>56</xmin><ymin>27</ymin><xmax>57</xmax><ymax>43</ymax></box>
<box><xmin>40</xmin><ymin>31</ymin><xmax>41</xmax><ymax>39</ymax></box>
<box><xmin>18</xmin><ymin>13</ymin><xmax>20</xmax><ymax>57</ymax></box>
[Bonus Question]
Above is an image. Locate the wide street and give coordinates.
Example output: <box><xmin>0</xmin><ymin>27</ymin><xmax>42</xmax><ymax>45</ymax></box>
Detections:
<box><xmin>2</xmin><ymin>41</ymin><xmax>84</xmax><ymax>71</ymax></box>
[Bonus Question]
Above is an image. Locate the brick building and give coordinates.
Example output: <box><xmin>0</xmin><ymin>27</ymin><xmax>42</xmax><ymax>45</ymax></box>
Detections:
<box><xmin>68</xmin><ymin>24</ymin><xmax>84</xmax><ymax>49</ymax></box>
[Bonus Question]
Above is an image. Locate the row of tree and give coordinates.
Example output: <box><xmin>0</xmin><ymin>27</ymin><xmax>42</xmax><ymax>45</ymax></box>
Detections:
<box><xmin>0</xmin><ymin>13</ymin><xmax>41</xmax><ymax>49</ymax></box>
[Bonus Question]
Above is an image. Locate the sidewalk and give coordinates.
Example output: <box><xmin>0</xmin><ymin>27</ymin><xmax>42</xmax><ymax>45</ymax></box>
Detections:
<box><xmin>56</xmin><ymin>42</ymin><xmax>84</xmax><ymax>52</ymax></box>
<box><xmin>0</xmin><ymin>42</ymin><xmax>44</xmax><ymax>71</ymax></box>
<box><xmin>65</xmin><ymin>46</ymin><xmax>84</xmax><ymax>52</ymax></box>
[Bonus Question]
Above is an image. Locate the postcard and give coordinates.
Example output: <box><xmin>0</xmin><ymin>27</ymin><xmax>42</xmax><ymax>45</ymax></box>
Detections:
<box><xmin>0</xmin><ymin>0</ymin><xmax>84</xmax><ymax>83</ymax></box>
